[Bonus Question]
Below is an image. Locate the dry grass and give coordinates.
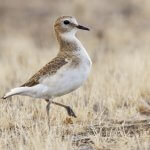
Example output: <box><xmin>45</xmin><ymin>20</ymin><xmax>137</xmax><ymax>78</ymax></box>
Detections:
<box><xmin>1</xmin><ymin>0</ymin><xmax>150</xmax><ymax>149</ymax></box>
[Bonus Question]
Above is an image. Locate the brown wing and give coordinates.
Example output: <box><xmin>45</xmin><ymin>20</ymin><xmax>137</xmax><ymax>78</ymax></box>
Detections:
<box><xmin>21</xmin><ymin>55</ymin><xmax>68</xmax><ymax>87</ymax></box>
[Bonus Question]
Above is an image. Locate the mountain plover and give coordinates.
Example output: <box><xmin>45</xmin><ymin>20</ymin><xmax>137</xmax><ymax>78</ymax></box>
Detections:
<box><xmin>2</xmin><ymin>16</ymin><xmax>92</xmax><ymax>119</ymax></box>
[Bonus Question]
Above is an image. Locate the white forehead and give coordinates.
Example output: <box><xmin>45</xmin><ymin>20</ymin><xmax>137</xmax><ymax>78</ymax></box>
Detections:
<box><xmin>62</xmin><ymin>17</ymin><xmax>78</xmax><ymax>24</ymax></box>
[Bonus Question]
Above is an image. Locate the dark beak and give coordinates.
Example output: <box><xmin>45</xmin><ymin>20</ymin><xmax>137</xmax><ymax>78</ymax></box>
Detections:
<box><xmin>76</xmin><ymin>25</ymin><xmax>90</xmax><ymax>31</ymax></box>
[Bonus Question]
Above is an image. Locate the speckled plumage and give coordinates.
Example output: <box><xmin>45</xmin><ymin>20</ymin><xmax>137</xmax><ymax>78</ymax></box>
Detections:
<box><xmin>21</xmin><ymin>53</ymin><xmax>69</xmax><ymax>87</ymax></box>
<box><xmin>21</xmin><ymin>16</ymin><xmax>83</xmax><ymax>87</ymax></box>
<box><xmin>3</xmin><ymin>16</ymin><xmax>92</xmax><ymax>118</ymax></box>
<box><xmin>21</xmin><ymin>50</ymin><xmax>81</xmax><ymax>87</ymax></box>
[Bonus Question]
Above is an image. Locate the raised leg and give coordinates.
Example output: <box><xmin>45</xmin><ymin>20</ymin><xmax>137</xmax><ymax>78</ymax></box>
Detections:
<box><xmin>51</xmin><ymin>101</ymin><xmax>76</xmax><ymax>118</ymax></box>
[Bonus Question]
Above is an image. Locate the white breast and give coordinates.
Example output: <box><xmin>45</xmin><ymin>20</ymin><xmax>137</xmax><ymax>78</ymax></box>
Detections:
<box><xmin>30</xmin><ymin>35</ymin><xmax>92</xmax><ymax>99</ymax></box>
<box><xmin>40</xmin><ymin>56</ymin><xmax>91</xmax><ymax>98</ymax></box>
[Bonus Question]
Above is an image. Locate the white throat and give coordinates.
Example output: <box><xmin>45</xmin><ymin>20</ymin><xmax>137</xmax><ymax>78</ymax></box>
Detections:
<box><xmin>61</xmin><ymin>30</ymin><xmax>77</xmax><ymax>41</ymax></box>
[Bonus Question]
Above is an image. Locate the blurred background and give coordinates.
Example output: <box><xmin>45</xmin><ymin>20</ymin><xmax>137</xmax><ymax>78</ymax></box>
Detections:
<box><xmin>0</xmin><ymin>1</ymin><xmax>149</xmax><ymax>70</ymax></box>
<box><xmin>1</xmin><ymin>0</ymin><xmax>150</xmax><ymax>118</ymax></box>
<box><xmin>1</xmin><ymin>1</ymin><xmax>150</xmax><ymax>149</ymax></box>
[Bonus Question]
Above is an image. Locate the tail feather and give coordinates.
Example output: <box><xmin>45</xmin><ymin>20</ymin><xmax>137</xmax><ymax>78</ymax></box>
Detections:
<box><xmin>2</xmin><ymin>87</ymin><xmax>29</xmax><ymax>99</ymax></box>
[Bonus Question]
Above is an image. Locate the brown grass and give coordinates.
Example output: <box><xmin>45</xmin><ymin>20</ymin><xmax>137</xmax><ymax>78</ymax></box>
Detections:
<box><xmin>1</xmin><ymin>0</ymin><xmax>150</xmax><ymax>149</ymax></box>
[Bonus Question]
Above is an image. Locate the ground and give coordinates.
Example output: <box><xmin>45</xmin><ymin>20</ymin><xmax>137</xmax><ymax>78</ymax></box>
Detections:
<box><xmin>0</xmin><ymin>0</ymin><xmax>150</xmax><ymax>149</ymax></box>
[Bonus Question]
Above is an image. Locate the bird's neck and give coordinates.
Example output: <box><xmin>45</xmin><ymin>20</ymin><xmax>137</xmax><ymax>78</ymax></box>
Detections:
<box><xmin>55</xmin><ymin>31</ymin><xmax>83</xmax><ymax>52</ymax></box>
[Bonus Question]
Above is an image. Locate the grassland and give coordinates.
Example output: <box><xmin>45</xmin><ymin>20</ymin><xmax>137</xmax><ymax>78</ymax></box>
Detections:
<box><xmin>0</xmin><ymin>0</ymin><xmax>150</xmax><ymax>149</ymax></box>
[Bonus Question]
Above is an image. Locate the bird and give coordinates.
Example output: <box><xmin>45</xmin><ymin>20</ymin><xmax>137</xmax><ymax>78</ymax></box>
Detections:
<box><xmin>2</xmin><ymin>16</ymin><xmax>92</xmax><ymax>120</ymax></box>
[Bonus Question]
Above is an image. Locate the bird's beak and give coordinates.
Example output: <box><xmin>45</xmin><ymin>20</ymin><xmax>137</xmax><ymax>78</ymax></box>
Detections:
<box><xmin>76</xmin><ymin>25</ymin><xmax>90</xmax><ymax>31</ymax></box>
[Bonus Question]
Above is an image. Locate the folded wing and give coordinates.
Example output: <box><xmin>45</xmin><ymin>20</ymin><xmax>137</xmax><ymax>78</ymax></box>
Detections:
<box><xmin>21</xmin><ymin>55</ymin><xmax>68</xmax><ymax>87</ymax></box>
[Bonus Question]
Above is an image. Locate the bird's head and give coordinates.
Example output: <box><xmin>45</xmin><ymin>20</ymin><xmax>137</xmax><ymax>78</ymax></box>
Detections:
<box><xmin>54</xmin><ymin>16</ymin><xmax>90</xmax><ymax>36</ymax></box>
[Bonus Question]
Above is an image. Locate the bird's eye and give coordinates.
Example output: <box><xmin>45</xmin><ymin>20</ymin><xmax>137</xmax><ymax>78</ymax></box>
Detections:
<box><xmin>64</xmin><ymin>20</ymin><xmax>70</xmax><ymax>25</ymax></box>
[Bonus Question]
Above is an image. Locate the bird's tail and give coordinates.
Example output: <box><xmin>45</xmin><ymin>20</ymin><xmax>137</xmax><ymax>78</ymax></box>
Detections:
<box><xmin>2</xmin><ymin>87</ymin><xmax>29</xmax><ymax>99</ymax></box>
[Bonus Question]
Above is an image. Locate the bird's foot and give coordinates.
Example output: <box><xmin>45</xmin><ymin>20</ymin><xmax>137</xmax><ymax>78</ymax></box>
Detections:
<box><xmin>66</xmin><ymin>106</ymin><xmax>77</xmax><ymax>118</ymax></box>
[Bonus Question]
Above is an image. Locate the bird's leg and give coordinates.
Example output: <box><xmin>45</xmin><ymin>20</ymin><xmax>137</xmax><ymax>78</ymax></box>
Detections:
<box><xmin>45</xmin><ymin>99</ymin><xmax>52</xmax><ymax>127</ymax></box>
<box><xmin>46</xmin><ymin>100</ymin><xmax>51</xmax><ymax>118</ymax></box>
<box><xmin>51</xmin><ymin>101</ymin><xmax>76</xmax><ymax>118</ymax></box>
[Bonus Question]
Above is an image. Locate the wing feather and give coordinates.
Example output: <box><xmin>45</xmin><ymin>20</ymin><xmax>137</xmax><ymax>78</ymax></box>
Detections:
<box><xmin>21</xmin><ymin>55</ymin><xmax>68</xmax><ymax>87</ymax></box>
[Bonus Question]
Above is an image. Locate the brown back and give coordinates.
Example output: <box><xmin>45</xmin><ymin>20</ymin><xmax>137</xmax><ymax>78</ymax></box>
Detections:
<box><xmin>21</xmin><ymin>53</ymin><xmax>69</xmax><ymax>87</ymax></box>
